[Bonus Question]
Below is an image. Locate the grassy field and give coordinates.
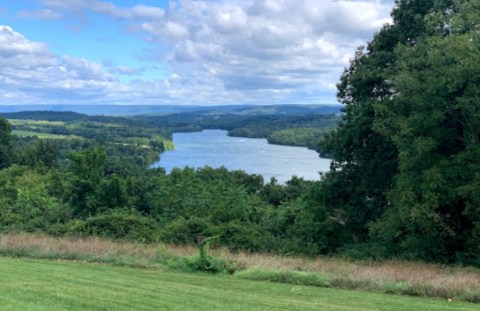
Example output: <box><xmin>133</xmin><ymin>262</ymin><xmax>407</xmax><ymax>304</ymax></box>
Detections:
<box><xmin>1</xmin><ymin>233</ymin><xmax>479</xmax><ymax>303</ymax></box>
<box><xmin>11</xmin><ymin>130</ymin><xmax>80</xmax><ymax>139</ymax></box>
<box><xmin>8</xmin><ymin>119</ymin><xmax>65</xmax><ymax>126</ymax></box>
<box><xmin>0</xmin><ymin>257</ymin><xmax>476</xmax><ymax>311</ymax></box>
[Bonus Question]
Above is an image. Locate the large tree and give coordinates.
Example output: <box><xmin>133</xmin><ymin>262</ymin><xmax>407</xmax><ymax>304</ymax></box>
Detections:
<box><xmin>307</xmin><ymin>0</ymin><xmax>480</xmax><ymax>263</ymax></box>
<box><xmin>371</xmin><ymin>0</ymin><xmax>480</xmax><ymax>263</ymax></box>
<box><xmin>309</xmin><ymin>0</ymin><xmax>441</xmax><ymax>251</ymax></box>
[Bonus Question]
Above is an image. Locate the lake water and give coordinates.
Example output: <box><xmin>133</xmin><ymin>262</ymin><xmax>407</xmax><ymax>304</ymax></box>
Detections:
<box><xmin>151</xmin><ymin>130</ymin><xmax>331</xmax><ymax>184</ymax></box>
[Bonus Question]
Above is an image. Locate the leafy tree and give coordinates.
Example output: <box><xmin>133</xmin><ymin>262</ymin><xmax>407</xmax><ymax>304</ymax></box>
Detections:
<box><xmin>17</xmin><ymin>139</ymin><xmax>60</xmax><ymax>169</ymax></box>
<box><xmin>98</xmin><ymin>175</ymin><xmax>129</xmax><ymax>211</ymax></box>
<box><xmin>308</xmin><ymin>0</ymin><xmax>480</xmax><ymax>263</ymax></box>
<box><xmin>68</xmin><ymin>147</ymin><xmax>106</xmax><ymax>216</ymax></box>
<box><xmin>0</xmin><ymin>166</ymin><xmax>69</xmax><ymax>232</ymax></box>
<box><xmin>309</xmin><ymin>0</ymin><xmax>458</xmax><ymax>254</ymax></box>
<box><xmin>371</xmin><ymin>0</ymin><xmax>480</xmax><ymax>262</ymax></box>
<box><xmin>0</xmin><ymin>117</ymin><xmax>13</xmax><ymax>169</ymax></box>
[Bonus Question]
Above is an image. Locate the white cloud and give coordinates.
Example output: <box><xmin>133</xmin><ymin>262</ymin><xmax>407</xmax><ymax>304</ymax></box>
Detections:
<box><xmin>131</xmin><ymin>0</ymin><xmax>393</xmax><ymax>100</ymax></box>
<box><xmin>0</xmin><ymin>26</ymin><xmax>47</xmax><ymax>55</ymax></box>
<box><xmin>130</xmin><ymin>5</ymin><xmax>165</xmax><ymax>19</ymax></box>
<box><xmin>0</xmin><ymin>25</ymin><xmax>119</xmax><ymax>103</ymax></box>
<box><xmin>2</xmin><ymin>0</ymin><xmax>395</xmax><ymax>105</ymax></box>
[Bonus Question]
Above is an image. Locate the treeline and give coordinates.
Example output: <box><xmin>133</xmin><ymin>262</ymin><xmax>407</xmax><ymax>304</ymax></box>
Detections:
<box><xmin>135</xmin><ymin>113</ymin><xmax>339</xmax><ymax>151</ymax></box>
<box><xmin>4</xmin><ymin>110</ymin><xmax>339</xmax><ymax>151</ymax></box>
<box><xmin>267</xmin><ymin>127</ymin><xmax>334</xmax><ymax>151</ymax></box>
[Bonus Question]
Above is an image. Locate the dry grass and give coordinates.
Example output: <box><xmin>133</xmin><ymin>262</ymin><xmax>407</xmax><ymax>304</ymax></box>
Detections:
<box><xmin>0</xmin><ymin>233</ymin><xmax>162</xmax><ymax>267</ymax></box>
<box><xmin>1</xmin><ymin>232</ymin><xmax>479</xmax><ymax>302</ymax></box>
<box><xmin>213</xmin><ymin>248</ymin><xmax>480</xmax><ymax>300</ymax></box>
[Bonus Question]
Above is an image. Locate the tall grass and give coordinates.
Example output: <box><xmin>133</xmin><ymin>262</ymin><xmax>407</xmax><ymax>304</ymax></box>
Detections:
<box><xmin>0</xmin><ymin>233</ymin><xmax>166</xmax><ymax>267</ymax></box>
<box><xmin>1</xmin><ymin>233</ymin><xmax>479</xmax><ymax>302</ymax></box>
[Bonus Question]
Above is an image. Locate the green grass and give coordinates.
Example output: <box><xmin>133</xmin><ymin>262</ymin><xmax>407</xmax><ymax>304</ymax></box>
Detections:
<box><xmin>0</xmin><ymin>257</ymin><xmax>476</xmax><ymax>311</ymax></box>
<box><xmin>8</xmin><ymin>119</ymin><xmax>65</xmax><ymax>126</ymax></box>
<box><xmin>1</xmin><ymin>233</ymin><xmax>479</xmax><ymax>303</ymax></box>
<box><xmin>11</xmin><ymin>130</ymin><xmax>79</xmax><ymax>140</ymax></box>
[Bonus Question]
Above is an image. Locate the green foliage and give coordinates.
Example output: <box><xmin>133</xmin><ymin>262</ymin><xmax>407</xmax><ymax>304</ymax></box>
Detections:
<box><xmin>66</xmin><ymin>209</ymin><xmax>161</xmax><ymax>242</ymax></box>
<box><xmin>370</xmin><ymin>3</ymin><xmax>480</xmax><ymax>262</ymax></box>
<box><xmin>267</xmin><ymin>127</ymin><xmax>334</xmax><ymax>150</ymax></box>
<box><xmin>16</xmin><ymin>139</ymin><xmax>60</xmax><ymax>169</ymax></box>
<box><xmin>0</xmin><ymin>117</ymin><xmax>13</xmax><ymax>169</ymax></box>
<box><xmin>0</xmin><ymin>165</ymin><xmax>70</xmax><ymax>232</ymax></box>
<box><xmin>306</xmin><ymin>0</ymin><xmax>480</xmax><ymax>263</ymax></box>
<box><xmin>226</xmin><ymin>114</ymin><xmax>339</xmax><ymax>149</ymax></box>
<box><xmin>237</xmin><ymin>269</ymin><xmax>331</xmax><ymax>287</ymax></box>
<box><xmin>169</xmin><ymin>236</ymin><xmax>240</xmax><ymax>274</ymax></box>
<box><xmin>161</xmin><ymin>217</ymin><xmax>210</xmax><ymax>245</ymax></box>
<box><xmin>68</xmin><ymin>147</ymin><xmax>106</xmax><ymax>216</ymax></box>
<box><xmin>215</xmin><ymin>221</ymin><xmax>268</xmax><ymax>252</ymax></box>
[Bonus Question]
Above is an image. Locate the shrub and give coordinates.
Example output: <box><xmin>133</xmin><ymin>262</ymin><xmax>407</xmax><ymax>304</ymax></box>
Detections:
<box><xmin>169</xmin><ymin>236</ymin><xmax>240</xmax><ymax>274</ymax></box>
<box><xmin>66</xmin><ymin>209</ymin><xmax>161</xmax><ymax>242</ymax></box>
<box><xmin>161</xmin><ymin>217</ymin><xmax>210</xmax><ymax>245</ymax></box>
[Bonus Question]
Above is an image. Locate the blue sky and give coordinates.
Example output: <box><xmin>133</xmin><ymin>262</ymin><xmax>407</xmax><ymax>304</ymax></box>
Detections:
<box><xmin>0</xmin><ymin>0</ymin><xmax>394</xmax><ymax>106</ymax></box>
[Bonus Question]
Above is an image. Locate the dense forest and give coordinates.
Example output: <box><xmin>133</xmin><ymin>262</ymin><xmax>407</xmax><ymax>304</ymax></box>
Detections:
<box><xmin>0</xmin><ymin>0</ymin><xmax>479</xmax><ymax>266</ymax></box>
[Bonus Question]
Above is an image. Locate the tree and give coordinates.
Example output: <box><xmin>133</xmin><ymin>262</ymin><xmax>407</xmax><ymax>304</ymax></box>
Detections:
<box><xmin>307</xmin><ymin>0</ymin><xmax>477</xmax><ymax>259</ymax></box>
<box><xmin>0</xmin><ymin>117</ymin><xmax>13</xmax><ymax>169</ymax></box>
<box><xmin>307</xmin><ymin>0</ymin><xmax>480</xmax><ymax>263</ymax></box>
<box><xmin>68</xmin><ymin>147</ymin><xmax>106</xmax><ymax>216</ymax></box>
<box><xmin>371</xmin><ymin>0</ymin><xmax>480</xmax><ymax>263</ymax></box>
<box><xmin>98</xmin><ymin>175</ymin><xmax>129</xmax><ymax>210</ymax></box>
<box><xmin>311</xmin><ymin>0</ymin><xmax>440</xmax><ymax>250</ymax></box>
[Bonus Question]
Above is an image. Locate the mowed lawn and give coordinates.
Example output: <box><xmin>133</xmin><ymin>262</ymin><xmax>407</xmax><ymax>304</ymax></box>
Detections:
<box><xmin>0</xmin><ymin>257</ymin><xmax>476</xmax><ymax>311</ymax></box>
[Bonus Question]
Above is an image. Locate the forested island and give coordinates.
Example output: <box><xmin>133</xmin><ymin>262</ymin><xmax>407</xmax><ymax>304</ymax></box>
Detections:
<box><xmin>1</xmin><ymin>0</ymin><xmax>480</xmax><ymax>269</ymax></box>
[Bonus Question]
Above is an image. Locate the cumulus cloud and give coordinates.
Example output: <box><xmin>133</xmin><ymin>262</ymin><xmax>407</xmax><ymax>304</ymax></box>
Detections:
<box><xmin>0</xmin><ymin>26</ymin><xmax>53</xmax><ymax>64</ymax></box>
<box><xmin>134</xmin><ymin>0</ymin><xmax>392</xmax><ymax>98</ymax></box>
<box><xmin>154</xmin><ymin>1</ymin><xmax>387</xmax><ymax>98</ymax></box>
<box><xmin>0</xmin><ymin>25</ymin><xmax>119</xmax><ymax>103</ymax></box>
<box><xmin>0</xmin><ymin>24</ymin><xmax>210</xmax><ymax>105</ymax></box>
<box><xmin>2</xmin><ymin>0</ymin><xmax>395</xmax><ymax>105</ymax></box>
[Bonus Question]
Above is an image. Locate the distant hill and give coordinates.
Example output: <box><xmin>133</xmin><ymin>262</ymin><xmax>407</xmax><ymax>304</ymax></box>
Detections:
<box><xmin>0</xmin><ymin>104</ymin><xmax>341</xmax><ymax>116</ymax></box>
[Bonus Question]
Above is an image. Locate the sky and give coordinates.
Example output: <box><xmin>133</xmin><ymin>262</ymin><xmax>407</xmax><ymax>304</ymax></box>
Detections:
<box><xmin>0</xmin><ymin>0</ymin><xmax>394</xmax><ymax>106</ymax></box>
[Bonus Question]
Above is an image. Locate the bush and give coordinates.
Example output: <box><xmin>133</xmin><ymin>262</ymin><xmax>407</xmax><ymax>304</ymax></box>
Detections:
<box><xmin>215</xmin><ymin>222</ymin><xmax>268</xmax><ymax>251</ymax></box>
<box><xmin>161</xmin><ymin>217</ymin><xmax>210</xmax><ymax>245</ymax></box>
<box><xmin>169</xmin><ymin>236</ymin><xmax>240</xmax><ymax>274</ymax></box>
<box><xmin>66</xmin><ymin>209</ymin><xmax>161</xmax><ymax>242</ymax></box>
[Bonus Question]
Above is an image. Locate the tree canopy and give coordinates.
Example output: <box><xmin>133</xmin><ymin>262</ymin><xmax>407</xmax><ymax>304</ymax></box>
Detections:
<box><xmin>313</xmin><ymin>0</ymin><xmax>480</xmax><ymax>264</ymax></box>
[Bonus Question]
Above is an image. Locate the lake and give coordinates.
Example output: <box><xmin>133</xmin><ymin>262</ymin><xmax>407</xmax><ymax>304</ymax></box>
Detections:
<box><xmin>151</xmin><ymin>130</ymin><xmax>331</xmax><ymax>184</ymax></box>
